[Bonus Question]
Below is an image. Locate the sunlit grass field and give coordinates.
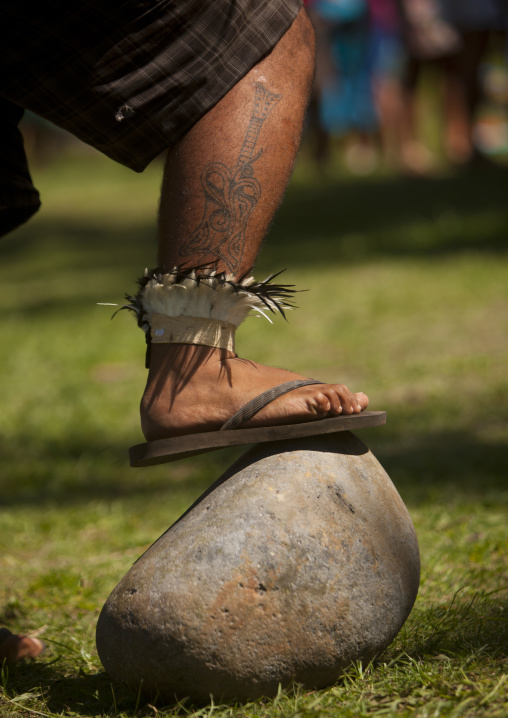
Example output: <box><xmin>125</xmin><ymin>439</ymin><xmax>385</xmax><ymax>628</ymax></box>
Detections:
<box><xmin>1</xmin><ymin>146</ymin><xmax>507</xmax><ymax>717</ymax></box>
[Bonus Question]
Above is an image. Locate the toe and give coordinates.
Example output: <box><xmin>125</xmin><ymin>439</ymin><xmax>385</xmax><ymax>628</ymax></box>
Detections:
<box><xmin>331</xmin><ymin>385</ymin><xmax>369</xmax><ymax>414</ymax></box>
<box><xmin>355</xmin><ymin>392</ymin><xmax>369</xmax><ymax>411</ymax></box>
<box><xmin>334</xmin><ymin>384</ymin><xmax>357</xmax><ymax>414</ymax></box>
<box><xmin>325</xmin><ymin>388</ymin><xmax>343</xmax><ymax>415</ymax></box>
<box><xmin>313</xmin><ymin>391</ymin><xmax>332</xmax><ymax>416</ymax></box>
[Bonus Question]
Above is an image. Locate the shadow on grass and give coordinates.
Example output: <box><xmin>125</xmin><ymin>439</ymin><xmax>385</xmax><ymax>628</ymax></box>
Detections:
<box><xmin>3</xmin><ymin>590</ymin><xmax>506</xmax><ymax>716</ymax></box>
<box><xmin>0</xmin><ymin>432</ymin><xmax>245</xmax><ymax>508</ymax></box>
<box><xmin>366</xmin><ymin>429</ymin><xmax>508</xmax><ymax>505</ymax></box>
<box><xmin>1</xmin><ymin>426</ymin><xmax>507</xmax><ymax>508</ymax></box>
<box><xmin>3</xmin><ymin>662</ymin><xmax>131</xmax><ymax>717</ymax></box>
<box><xmin>0</xmin><ymin>165</ymin><xmax>506</xmax><ymax>288</ymax></box>
<box><xmin>392</xmin><ymin>588</ymin><xmax>508</xmax><ymax>660</ymax></box>
<box><xmin>269</xmin><ymin>164</ymin><xmax>508</xmax><ymax>265</ymax></box>
<box><xmin>5</xmin><ymin>660</ymin><xmax>212</xmax><ymax>716</ymax></box>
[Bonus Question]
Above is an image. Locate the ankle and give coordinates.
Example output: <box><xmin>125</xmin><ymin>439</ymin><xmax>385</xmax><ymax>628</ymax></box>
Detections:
<box><xmin>146</xmin><ymin>343</ymin><xmax>236</xmax><ymax>387</ymax></box>
<box><xmin>141</xmin><ymin>343</ymin><xmax>238</xmax><ymax>440</ymax></box>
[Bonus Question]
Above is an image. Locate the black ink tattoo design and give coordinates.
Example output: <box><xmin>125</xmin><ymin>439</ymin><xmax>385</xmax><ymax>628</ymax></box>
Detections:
<box><xmin>180</xmin><ymin>83</ymin><xmax>282</xmax><ymax>273</ymax></box>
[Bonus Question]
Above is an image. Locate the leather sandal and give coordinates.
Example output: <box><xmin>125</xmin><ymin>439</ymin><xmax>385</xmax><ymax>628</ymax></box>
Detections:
<box><xmin>121</xmin><ymin>267</ymin><xmax>386</xmax><ymax>466</ymax></box>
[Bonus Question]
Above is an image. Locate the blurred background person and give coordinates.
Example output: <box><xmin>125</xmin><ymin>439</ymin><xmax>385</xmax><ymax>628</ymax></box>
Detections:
<box><xmin>306</xmin><ymin>0</ymin><xmax>437</xmax><ymax>173</ymax></box>
<box><xmin>307</xmin><ymin>0</ymin><xmax>508</xmax><ymax>173</ymax></box>
<box><xmin>399</xmin><ymin>0</ymin><xmax>508</xmax><ymax>168</ymax></box>
<box><xmin>440</xmin><ymin>0</ymin><xmax>508</xmax><ymax>164</ymax></box>
<box><xmin>306</xmin><ymin>0</ymin><xmax>379</xmax><ymax>173</ymax></box>
<box><xmin>367</xmin><ymin>0</ymin><xmax>422</xmax><ymax>172</ymax></box>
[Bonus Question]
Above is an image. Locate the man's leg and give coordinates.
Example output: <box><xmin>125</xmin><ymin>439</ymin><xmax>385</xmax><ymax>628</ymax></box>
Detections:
<box><xmin>158</xmin><ymin>9</ymin><xmax>314</xmax><ymax>274</ymax></box>
<box><xmin>142</xmin><ymin>9</ymin><xmax>368</xmax><ymax>441</ymax></box>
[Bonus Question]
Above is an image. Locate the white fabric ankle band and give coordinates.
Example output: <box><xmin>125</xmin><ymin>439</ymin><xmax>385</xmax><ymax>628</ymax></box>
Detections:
<box><xmin>120</xmin><ymin>267</ymin><xmax>298</xmax><ymax>366</ymax></box>
<box><xmin>150</xmin><ymin>313</ymin><xmax>236</xmax><ymax>351</ymax></box>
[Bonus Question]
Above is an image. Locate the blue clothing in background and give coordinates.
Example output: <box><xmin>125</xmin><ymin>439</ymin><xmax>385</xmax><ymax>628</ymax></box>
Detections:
<box><xmin>314</xmin><ymin>1</ymin><xmax>378</xmax><ymax>133</ymax></box>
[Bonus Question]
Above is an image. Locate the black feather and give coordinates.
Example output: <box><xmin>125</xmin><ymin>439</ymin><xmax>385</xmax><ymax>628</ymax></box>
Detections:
<box><xmin>119</xmin><ymin>265</ymin><xmax>303</xmax><ymax>328</ymax></box>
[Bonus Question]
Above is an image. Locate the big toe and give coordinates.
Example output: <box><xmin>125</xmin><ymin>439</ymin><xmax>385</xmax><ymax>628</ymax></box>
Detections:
<box><xmin>355</xmin><ymin>392</ymin><xmax>369</xmax><ymax>410</ymax></box>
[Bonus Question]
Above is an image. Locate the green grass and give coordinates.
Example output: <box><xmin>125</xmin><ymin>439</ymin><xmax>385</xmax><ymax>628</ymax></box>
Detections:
<box><xmin>0</xmin><ymin>146</ymin><xmax>507</xmax><ymax>717</ymax></box>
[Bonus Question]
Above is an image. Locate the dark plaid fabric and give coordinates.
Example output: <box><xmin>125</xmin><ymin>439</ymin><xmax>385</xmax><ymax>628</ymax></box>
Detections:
<box><xmin>0</xmin><ymin>100</ymin><xmax>41</xmax><ymax>235</ymax></box>
<box><xmin>0</xmin><ymin>0</ymin><xmax>302</xmax><ymax>235</ymax></box>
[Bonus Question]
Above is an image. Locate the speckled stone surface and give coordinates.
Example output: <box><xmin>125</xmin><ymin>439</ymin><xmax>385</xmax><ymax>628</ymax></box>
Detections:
<box><xmin>96</xmin><ymin>432</ymin><xmax>420</xmax><ymax>703</ymax></box>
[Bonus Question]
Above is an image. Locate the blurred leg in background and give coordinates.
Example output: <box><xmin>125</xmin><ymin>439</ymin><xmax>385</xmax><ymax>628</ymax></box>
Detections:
<box><xmin>307</xmin><ymin>0</ymin><xmax>379</xmax><ymax>174</ymax></box>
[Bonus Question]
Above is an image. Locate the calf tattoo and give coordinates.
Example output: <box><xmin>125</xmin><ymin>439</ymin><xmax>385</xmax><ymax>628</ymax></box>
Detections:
<box><xmin>180</xmin><ymin>83</ymin><xmax>282</xmax><ymax>273</ymax></box>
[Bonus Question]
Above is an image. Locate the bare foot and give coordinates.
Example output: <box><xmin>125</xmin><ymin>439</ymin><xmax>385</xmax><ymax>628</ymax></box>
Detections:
<box><xmin>0</xmin><ymin>628</ymin><xmax>45</xmax><ymax>664</ymax></box>
<box><xmin>141</xmin><ymin>344</ymin><xmax>369</xmax><ymax>441</ymax></box>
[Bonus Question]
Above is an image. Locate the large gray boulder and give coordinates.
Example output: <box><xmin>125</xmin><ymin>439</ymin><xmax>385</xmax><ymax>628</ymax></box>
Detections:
<box><xmin>97</xmin><ymin>432</ymin><xmax>419</xmax><ymax>703</ymax></box>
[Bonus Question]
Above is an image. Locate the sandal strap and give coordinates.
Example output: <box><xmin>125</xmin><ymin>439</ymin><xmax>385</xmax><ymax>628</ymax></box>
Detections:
<box><xmin>220</xmin><ymin>379</ymin><xmax>323</xmax><ymax>431</ymax></box>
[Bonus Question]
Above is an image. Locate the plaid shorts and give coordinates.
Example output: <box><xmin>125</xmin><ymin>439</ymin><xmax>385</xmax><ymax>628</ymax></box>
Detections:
<box><xmin>0</xmin><ymin>0</ymin><xmax>302</xmax><ymax>234</ymax></box>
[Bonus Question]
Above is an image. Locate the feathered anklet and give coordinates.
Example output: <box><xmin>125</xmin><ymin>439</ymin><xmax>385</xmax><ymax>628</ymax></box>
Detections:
<box><xmin>121</xmin><ymin>267</ymin><xmax>299</xmax><ymax>367</ymax></box>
